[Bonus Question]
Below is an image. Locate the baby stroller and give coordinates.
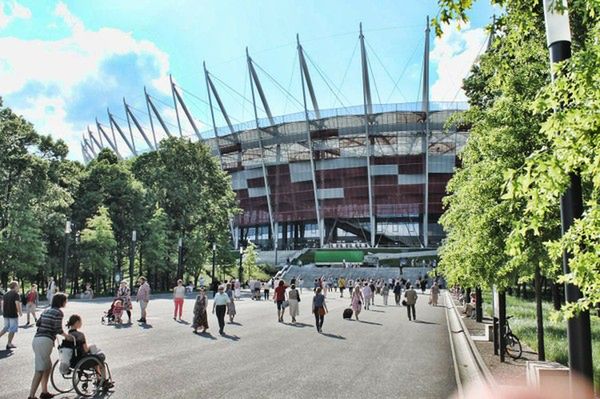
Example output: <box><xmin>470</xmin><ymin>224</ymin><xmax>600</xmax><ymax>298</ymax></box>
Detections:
<box><xmin>101</xmin><ymin>299</ymin><xmax>123</xmax><ymax>325</ymax></box>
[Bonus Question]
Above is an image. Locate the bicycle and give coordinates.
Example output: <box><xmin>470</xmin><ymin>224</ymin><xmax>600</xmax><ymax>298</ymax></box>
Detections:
<box><xmin>503</xmin><ymin>315</ymin><xmax>522</xmax><ymax>360</ymax></box>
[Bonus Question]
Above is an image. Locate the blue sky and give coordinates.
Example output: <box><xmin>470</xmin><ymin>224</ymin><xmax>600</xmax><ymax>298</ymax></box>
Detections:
<box><xmin>0</xmin><ymin>0</ymin><xmax>496</xmax><ymax>160</ymax></box>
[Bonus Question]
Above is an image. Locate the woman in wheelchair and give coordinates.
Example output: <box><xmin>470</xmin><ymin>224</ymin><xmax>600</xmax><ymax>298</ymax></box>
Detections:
<box><xmin>63</xmin><ymin>314</ymin><xmax>113</xmax><ymax>389</ymax></box>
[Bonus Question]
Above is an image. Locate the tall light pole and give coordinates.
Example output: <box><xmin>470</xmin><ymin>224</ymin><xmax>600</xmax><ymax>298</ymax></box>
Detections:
<box><xmin>129</xmin><ymin>230</ymin><xmax>137</xmax><ymax>289</ymax></box>
<box><xmin>543</xmin><ymin>0</ymin><xmax>593</xmax><ymax>383</ymax></box>
<box><xmin>62</xmin><ymin>221</ymin><xmax>72</xmax><ymax>292</ymax></box>
<box><xmin>238</xmin><ymin>246</ymin><xmax>244</xmax><ymax>283</ymax></box>
<box><xmin>177</xmin><ymin>237</ymin><xmax>183</xmax><ymax>281</ymax></box>
<box><xmin>211</xmin><ymin>242</ymin><xmax>217</xmax><ymax>296</ymax></box>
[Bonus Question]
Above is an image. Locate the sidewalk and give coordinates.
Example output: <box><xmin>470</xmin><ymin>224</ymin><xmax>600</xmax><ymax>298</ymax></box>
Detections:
<box><xmin>450</xmin><ymin>295</ymin><xmax>538</xmax><ymax>386</ymax></box>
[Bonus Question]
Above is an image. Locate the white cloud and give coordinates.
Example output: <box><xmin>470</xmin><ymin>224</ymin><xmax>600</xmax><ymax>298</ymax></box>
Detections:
<box><xmin>430</xmin><ymin>22</ymin><xmax>488</xmax><ymax>102</ymax></box>
<box><xmin>0</xmin><ymin>0</ymin><xmax>31</xmax><ymax>29</ymax></box>
<box><xmin>0</xmin><ymin>2</ymin><xmax>171</xmax><ymax>160</ymax></box>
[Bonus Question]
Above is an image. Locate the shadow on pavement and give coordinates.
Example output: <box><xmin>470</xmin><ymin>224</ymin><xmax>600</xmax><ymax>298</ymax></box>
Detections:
<box><xmin>139</xmin><ymin>323</ymin><xmax>153</xmax><ymax>329</ymax></box>
<box><xmin>287</xmin><ymin>322</ymin><xmax>312</xmax><ymax>328</ymax></box>
<box><xmin>195</xmin><ymin>331</ymin><xmax>217</xmax><ymax>340</ymax></box>
<box><xmin>177</xmin><ymin>320</ymin><xmax>190</xmax><ymax>325</ymax></box>
<box><xmin>0</xmin><ymin>350</ymin><xmax>14</xmax><ymax>360</ymax></box>
<box><xmin>369</xmin><ymin>309</ymin><xmax>385</xmax><ymax>313</ymax></box>
<box><xmin>229</xmin><ymin>321</ymin><xmax>243</xmax><ymax>326</ymax></box>
<box><xmin>220</xmin><ymin>333</ymin><xmax>240</xmax><ymax>341</ymax></box>
<box><xmin>413</xmin><ymin>320</ymin><xmax>439</xmax><ymax>325</ymax></box>
<box><xmin>114</xmin><ymin>323</ymin><xmax>133</xmax><ymax>329</ymax></box>
<box><xmin>358</xmin><ymin>320</ymin><xmax>383</xmax><ymax>326</ymax></box>
<box><xmin>320</xmin><ymin>332</ymin><xmax>346</xmax><ymax>340</ymax></box>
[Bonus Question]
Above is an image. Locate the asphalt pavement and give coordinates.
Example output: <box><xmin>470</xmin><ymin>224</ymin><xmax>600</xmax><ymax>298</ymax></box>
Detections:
<box><xmin>0</xmin><ymin>289</ymin><xmax>456</xmax><ymax>399</ymax></box>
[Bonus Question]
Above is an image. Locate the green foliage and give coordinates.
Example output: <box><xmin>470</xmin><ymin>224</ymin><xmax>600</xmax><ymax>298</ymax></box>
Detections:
<box><xmin>140</xmin><ymin>207</ymin><xmax>171</xmax><ymax>277</ymax></box>
<box><xmin>437</xmin><ymin>1</ymin><xmax>600</xmax><ymax>317</ymax></box>
<box><xmin>242</xmin><ymin>242</ymin><xmax>259</xmax><ymax>280</ymax></box>
<box><xmin>438</xmin><ymin>3</ymin><xmax>558</xmax><ymax>290</ymax></box>
<box><xmin>80</xmin><ymin>206</ymin><xmax>116</xmax><ymax>287</ymax></box>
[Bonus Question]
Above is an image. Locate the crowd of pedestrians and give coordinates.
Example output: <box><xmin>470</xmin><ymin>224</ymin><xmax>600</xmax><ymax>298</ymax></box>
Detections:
<box><xmin>0</xmin><ymin>271</ymin><xmax>442</xmax><ymax>398</ymax></box>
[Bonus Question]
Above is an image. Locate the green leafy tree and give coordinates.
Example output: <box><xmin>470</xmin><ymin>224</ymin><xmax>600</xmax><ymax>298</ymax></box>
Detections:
<box><xmin>140</xmin><ymin>207</ymin><xmax>172</xmax><ymax>288</ymax></box>
<box><xmin>80</xmin><ymin>206</ymin><xmax>116</xmax><ymax>294</ymax></box>
<box><xmin>0</xmin><ymin>207</ymin><xmax>46</xmax><ymax>283</ymax></box>
<box><xmin>242</xmin><ymin>242</ymin><xmax>259</xmax><ymax>281</ymax></box>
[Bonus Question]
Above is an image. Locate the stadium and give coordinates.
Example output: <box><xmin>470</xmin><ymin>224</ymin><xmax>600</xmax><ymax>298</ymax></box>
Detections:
<box><xmin>81</xmin><ymin>23</ymin><xmax>470</xmax><ymax>254</ymax></box>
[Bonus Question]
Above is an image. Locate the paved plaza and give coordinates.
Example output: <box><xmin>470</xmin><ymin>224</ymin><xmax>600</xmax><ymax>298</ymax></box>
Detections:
<box><xmin>1</xmin><ymin>291</ymin><xmax>456</xmax><ymax>399</ymax></box>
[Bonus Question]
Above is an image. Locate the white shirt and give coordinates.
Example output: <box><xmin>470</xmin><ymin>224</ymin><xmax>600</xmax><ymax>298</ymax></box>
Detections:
<box><xmin>174</xmin><ymin>286</ymin><xmax>186</xmax><ymax>299</ymax></box>
<box><xmin>213</xmin><ymin>292</ymin><xmax>230</xmax><ymax>306</ymax></box>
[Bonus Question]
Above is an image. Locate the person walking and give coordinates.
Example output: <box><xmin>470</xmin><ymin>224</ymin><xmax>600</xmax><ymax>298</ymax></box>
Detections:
<box><xmin>173</xmin><ymin>279</ymin><xmax>186</xmax><ymax>321</ymax></box>
<box><xmin>136</xmin><ymin>276</ymin><xmax>151</xmax><ymax>324</ymax></box>
<box><xmin>46</xmin><ymin>277</ymin><xmax>56</xmax><ymax>304</ymax></box>
<box><xmin>348</xmin><ymin>279</ymin><xmax>354</xmax><ymax>296</ymax></box>
<box><xmin>262</xmin><ymin>281</ymin><xmax>270</xmax><ymax>301</ymax></box>
<box><xmin>351</xmin><ymin>283</ymin><xmax>363</xmax><ymax>321</ymax></box>
<box><xmin>0</xmin><ymin>281</ymin><xmax>22</xmax><ymax>350</ymax></box>
<box><xmin>298</xmin><ymin>277</ymin><xmax>304</xmax><ymax>293</ymax></box>
<box><xmin>212</xmin><ymin>285</ymin><xmax>230</xmax><ymax>335</ymax></box>
<box><xmin>312</xmin><ymin>287</ymin><xmax>328</xmax><ymax>333</ymax></box>
<box><xmin>362</xmin><ymin>282</ymin><xmax>372</xmax><ymax>311</ymax></box>
<box><xmin>420</xmin><ymin>278</ymin><xmax>427</xmax><ymax>294</ymax></box>
<box><xmin>192</xmin><ymin>288</ymin><xmax>209</xmax><ymax>334</ymax></box>
<box><xmin>430</xmin><ymin>282</ymin><xmax>440</xmax><ymax>306</ymax></box>
<box><xmin>393</xmin><ymin>281</ymin><xmax>402</xmax><ymax>306</ymax></box>
<box><xmin>234</xmin><ymin>279</ymin><xmax>241</xmax><ymax>300</ymax></box>
<box><xmin>225</xmin><ymin>283</ymin><xmax>236</xmax><ymax>323</ymax></box>
<box><xmin>369</xmin><ymin>280</ymin><xmax>376</xmax><ymax>306</ymax></box>
<box><xmin>117</xmin><ymin>280</ymin><xmax>133</xmax><ymax>323</ymax></box>
<box><xmin>404</xmin><ymin>283</ymin><xmax>418</xmax><ymax>321</ymax></box>
<box><xmin>288</xmin><ymin>284</ymin><xmax>301</xmax><ymax>323</ymax></box>
<box><xmin>339</xmin><ymin>277</ymin><xmax>346</xmax><ymax>298</ymax></box>
<box><xmin>382</xmin><ymin>283</ymin><xmax>390</xmax><ymax>306</ymax></box>
<box><xmin>25</xmin><ymin>284</ymin><xmax>39</xmax><ymax>326</ymax></box>
<box><xmin>28</xmin><ymin>292</ymin><xmax>71</xmax><ymax>399</ymax></box>
<box><xmin>274</xmin><ymin>280</ymin><xmax>287</xmax><ymax>323</ymax></box>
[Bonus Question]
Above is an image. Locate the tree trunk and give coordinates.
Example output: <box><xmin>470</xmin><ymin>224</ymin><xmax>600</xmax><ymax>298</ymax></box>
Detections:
<box><xmin>521</xmin><ymin>282</ymin><xmax>527</xmax><ymax>299</ymax></box>
<box><xmin>475</xmin><ymin>287</ymin><xmax>483</xmax><ymax>322</ymax></box>
<box><xmin>535</xmin><ymin>265</ymin><xmax>546</xmax><ymax>361</ymax></box>
<box><xmin>551</xmin><ymin>281</ymin><xmax>562</xmax><ymax>311</ymax></box>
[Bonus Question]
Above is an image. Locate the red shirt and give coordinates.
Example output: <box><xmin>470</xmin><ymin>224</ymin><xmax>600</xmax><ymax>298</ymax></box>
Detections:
<box><xmin>274</xmin><ymin>286</ymin><xmax>286</xmax><ymax>301</ymax></box>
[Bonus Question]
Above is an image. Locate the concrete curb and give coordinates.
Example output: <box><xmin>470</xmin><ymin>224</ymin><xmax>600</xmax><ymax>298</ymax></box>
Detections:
<box><xmin>444</xmin><ymin>291</ymin><xmax>496</xmax><ymax>397</ymax></box>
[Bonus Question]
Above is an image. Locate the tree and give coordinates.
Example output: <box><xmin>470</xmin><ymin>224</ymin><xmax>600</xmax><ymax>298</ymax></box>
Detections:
<box><xmin>132</xmin><ymin>137</ymin><xmax>239</xmax><ymax>285</ymax></box>
<box><xmin>242</xmin><ymin>242</ymin><xmax>259</xmax><ymax>281</ymax></box>
<box><xmin>73</xmin><ymin>148</ymin><xmax>146</xmax><ymax>288</ymax></box>
<box><xmin>140</xmin><ymin>207</ymin><xmax>172</xmax><ymax>288</ymax></box>
<box><xmin>0</xmin><ymin>207</ymin><xmax>46</xmax><ymax>283</ymax></box>
<box><xmin>79</xmin><ymin>206</ymin><xmax>116</xmax><ymax>294</ymax></box>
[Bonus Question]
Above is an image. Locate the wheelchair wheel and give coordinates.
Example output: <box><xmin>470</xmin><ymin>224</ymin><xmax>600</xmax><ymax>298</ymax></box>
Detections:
<box><xmin>72</xmin><ymin>356</ymin><xmax>106</xmax><ymax>397</ymax></box>
<box><xmin>50</xmin><ymin>360</ymin><xmax>74</xmax><ymax>393</ymax></box>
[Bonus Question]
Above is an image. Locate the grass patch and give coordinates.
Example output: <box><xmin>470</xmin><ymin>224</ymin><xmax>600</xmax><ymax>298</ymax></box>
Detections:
<box><xmin>482</xmin><ymin>291</ymin><xmax>600</xmax><ymax>389</ymax></box>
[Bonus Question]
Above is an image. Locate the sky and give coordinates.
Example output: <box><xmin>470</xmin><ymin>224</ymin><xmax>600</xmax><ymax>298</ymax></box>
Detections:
<box><xmin>0</xmin><ymin>0</ymin><xmax>497</xmax><ymax>160</ymax></box>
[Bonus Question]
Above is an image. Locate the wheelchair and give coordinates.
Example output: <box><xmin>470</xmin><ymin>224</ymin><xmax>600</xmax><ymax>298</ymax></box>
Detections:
<box><xmin>51</xmin><ymin>353</ymin><xmax>113</xmax><ymax>397</ymax></box>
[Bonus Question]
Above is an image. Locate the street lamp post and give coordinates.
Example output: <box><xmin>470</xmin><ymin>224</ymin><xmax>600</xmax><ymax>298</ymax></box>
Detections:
<box><xmin>72</xmin><ymin>231</ymin><xmax>80</xmax><ymax>295</ymax></box>
<box><xmin>211</xmin><ymin>243</ymin><xmax>217</xmax><ymax>295</ymax></box>
<box><xmin>542</xmin><ymin>0</ymin><xmax>593</xmax><ymax>382</ymax></box>
<box><xmin>129</xmin><ymin>230</ymin><xmax>137</xmax><ymax>289</ymax></box>
<box><xmin>238</xmin><ymin>246</ymin><xmax>244</xmax><ymax>283</ymax></box>
<box><xmin>62</xmin><ymin>221</ymin><xmax>72</xmax><ymax>292</ymax></box>
<box><xmin>177</xmin><ymin>237</ymin><xmax>183</xmax><ymax>281</ymax></box>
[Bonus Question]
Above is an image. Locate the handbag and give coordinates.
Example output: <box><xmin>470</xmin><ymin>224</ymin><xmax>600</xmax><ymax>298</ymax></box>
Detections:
<box><xmin>401</xmin><ymin>299</ymin><xmax>407</xmax><ymax>306</ymax></box>
<box><xmin>58</xmin><ymin>336</ymin><xmax>76</xmax><ymax>374</ymax></box>
<box><xmin>282</xmin><ymin>300</ymin><xmax>289</xmax><ymax>309</ymax></box>
<box><xmin>317</xmin><ymin>307</ymin><xmax>326</xmax><ymax>316</ymax></box>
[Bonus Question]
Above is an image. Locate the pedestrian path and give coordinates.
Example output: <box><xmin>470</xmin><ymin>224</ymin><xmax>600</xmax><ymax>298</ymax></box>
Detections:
<box><xmin>0</xmin><ymin>290</ymin><xmax>456</xmax><ymax>399</ymax></box>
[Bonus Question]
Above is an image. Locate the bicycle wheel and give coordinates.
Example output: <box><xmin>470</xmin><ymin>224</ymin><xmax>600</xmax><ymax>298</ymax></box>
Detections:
<box><xmin>72</xmin><ymin>356</ymin><xmax>105</xmax><ymax>397</ymax></box>
<box><xmin>505</xmin><ymin>333</ymin><xmax>522</xmax><ymax>359</ymax></box>
<box><xmin>50</xmin><ymin>360</ymin><xmax>74</xmax><ymax>393</ymax></box>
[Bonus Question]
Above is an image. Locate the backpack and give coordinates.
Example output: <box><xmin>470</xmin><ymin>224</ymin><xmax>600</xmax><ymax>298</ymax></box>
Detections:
<box><xmin>21</xmin><ymin>293</ymin><xmax>28</xmax><ymax>306</ymax></box>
